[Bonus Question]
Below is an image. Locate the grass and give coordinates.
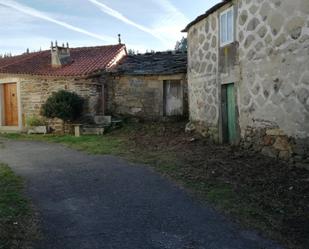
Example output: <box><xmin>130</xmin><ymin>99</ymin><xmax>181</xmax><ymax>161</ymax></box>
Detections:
<box><xmin>2</xmin><ymin>133</ymin><xmax>124</xmax><ymax>155</ymax></box>
<box><xmin>0</xmin><ymin>163</ymin><xmax>38</xmax><ymax>249</ymax></box>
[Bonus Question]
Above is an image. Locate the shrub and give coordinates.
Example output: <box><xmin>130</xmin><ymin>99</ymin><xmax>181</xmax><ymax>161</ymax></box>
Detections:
<box><xmin>41</xmin><ymin>90</ymin><xmax>84</xmax><ymax>123</ymax></box>
<box><xmin>26</xmin><ymin>116</ymin><xmax>45</xmax><ymax>127</ymax></box>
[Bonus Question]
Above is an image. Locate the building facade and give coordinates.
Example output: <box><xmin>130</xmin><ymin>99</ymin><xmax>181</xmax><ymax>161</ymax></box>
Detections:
<box><xmin>108</xmin><ymin>52</ymin><xmax>188</xmax><ymax>120</ymax></box>
<box><xmin>0</xmin><ymin>44</ymin><xmax>127</xmax><ymax>132</ymax></box>
<box><xmin>0</xmin><ymin>43</ymin><xmax>188</xmax><ymax>133</ymax></box>
<box><xmin>184</xmin><ymin>0</ymin><xmax>309</xmax><ymax>165</ymax></box>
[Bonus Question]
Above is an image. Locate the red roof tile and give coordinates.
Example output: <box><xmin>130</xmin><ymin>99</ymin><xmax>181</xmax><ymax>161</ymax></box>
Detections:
<box><xmin>0</xmin><ymin>44</ymin><xmax>126</xmax><ymax>77</ymax></box>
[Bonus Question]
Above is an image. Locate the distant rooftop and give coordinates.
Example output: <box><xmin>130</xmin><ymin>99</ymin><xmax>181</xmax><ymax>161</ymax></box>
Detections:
<box><xmin>0</xmin><ymin>44</ymin><xmax>126</xmax><ymax>77</ymax></box>
<box><xmin>114</xmin><ymin>51</ymin><xmax>187</xmax><ymax>75</ymax></box>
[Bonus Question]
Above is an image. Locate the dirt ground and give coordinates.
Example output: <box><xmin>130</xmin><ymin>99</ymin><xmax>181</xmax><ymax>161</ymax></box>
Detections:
<box><xmin>111</xmin><ymin>121</ymin><xmax>309</xmax><ymax>249</ymax></box>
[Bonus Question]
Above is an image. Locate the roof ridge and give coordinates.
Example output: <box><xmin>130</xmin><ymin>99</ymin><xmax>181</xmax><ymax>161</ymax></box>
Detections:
<box><xmin>182</xmin><ymin>0</ymin><xmax>232</xmax><ymax>32</ymax></box>
<box><xmin>0</xmin><ymin>51</ymin><xmax>43</xmax><ymax>70</ymax></box>
<box><xmin>0</xmin><ymin>44</ymin><xmax>124</xmax><ymax>60</ymax></box>
<box><xmin>71</xmin><ymin>44</ymin><xmax>124</xmax><ymax>51</ymax></box>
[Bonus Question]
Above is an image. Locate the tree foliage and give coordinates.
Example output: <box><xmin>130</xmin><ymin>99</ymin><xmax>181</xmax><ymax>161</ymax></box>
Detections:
<box><xmin>41</xmin><ymin>90</ymin><xmax>84</xmax><ymax>122</ymax></box>
<box><xmin>175</xmin><ymin>37</ymin><xmax>187</xmax><ymax>52</ymax></box>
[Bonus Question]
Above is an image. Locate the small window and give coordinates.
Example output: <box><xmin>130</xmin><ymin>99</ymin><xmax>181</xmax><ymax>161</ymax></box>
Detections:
<box><xmin>220</xmin><ymin>7</ymin><xmax>234</xmax><ymax>46</ymax></box>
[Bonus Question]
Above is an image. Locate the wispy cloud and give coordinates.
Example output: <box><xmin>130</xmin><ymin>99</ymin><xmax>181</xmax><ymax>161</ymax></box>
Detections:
<box><xmin>87</xmin><ymin>0</ymin><xmax>166</xmax><ymax>43</ymax></box>
<box><xmin>0</xmin><ymin>0</ymin><xmax>116</xmax><ymax>43</ymax></box>
<box><xmin>155</xmin><ymin>0</ymin><xmax>188</xmax><ymax>21</ymax></box>
<box><xmin>150</xmin><ymin>0</ymin><xmax>189</xmax><ymax>48</ymax></box>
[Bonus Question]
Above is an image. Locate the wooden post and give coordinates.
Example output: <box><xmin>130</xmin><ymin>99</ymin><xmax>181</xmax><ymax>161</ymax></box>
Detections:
<box><xmin>102</xmin><ymin>83</ymin><xmax>105</xmax><ymax>116</ymax></box>
<box><xmin>74</xmin><ymin>124</ymin><xmax>81</xmax><ymax>137</ymax></box>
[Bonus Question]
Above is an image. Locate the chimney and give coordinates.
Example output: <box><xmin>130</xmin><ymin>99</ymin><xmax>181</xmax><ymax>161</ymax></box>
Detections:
<box><xmin>51</xmin><ymin>41</ymin><xmax>72</xmax><ymax>68</ymax></box>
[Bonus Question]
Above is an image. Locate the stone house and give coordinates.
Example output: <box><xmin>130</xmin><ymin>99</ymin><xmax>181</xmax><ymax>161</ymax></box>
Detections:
<box><xmin>107</xmin><ymin>51</ymin><xmax>188</xmax><ymax>120</ymax></box>
<box><xmin>0</xmin><ymin>43</ymin><xmax>127</xmax><ymax>132</ymax></box>
<box><xmin>183</xmin><ymin>0</ymin><xmax>309</xmax><ymax>165</ymax></box>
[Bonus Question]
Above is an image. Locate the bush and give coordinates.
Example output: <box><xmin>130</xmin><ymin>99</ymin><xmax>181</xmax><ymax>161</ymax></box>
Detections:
<box><xmin>26</xmin><ymin>116</ymin><xmax>45</xmax><ymax>127</ymax></box>
<box><xmin>41</xmin><ymin>90</ymin><xmax>84</xmax><ymax>123</ymax></box>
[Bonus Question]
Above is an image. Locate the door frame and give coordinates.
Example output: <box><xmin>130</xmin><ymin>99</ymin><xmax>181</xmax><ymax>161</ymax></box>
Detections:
<box><xmin>0</xmin><ymin>79</ymin><xmax>22</xmax><ymax>131</ymax></box>
<box><xmin>163</xmin><ymin>79</ymin><xmax>184</xmax><ymax>117</ymax></box>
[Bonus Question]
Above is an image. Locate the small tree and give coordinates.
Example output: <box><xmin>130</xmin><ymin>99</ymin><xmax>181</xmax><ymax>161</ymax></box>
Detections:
<box><xmin>175</xmin><ymin>37</ymin><xmax>187</xmax><ymax>52</ymax></box>
<box><xmin>41</xmin><ymin>90</ymin><xmax>84</xmax><ymax>132</ymax></box>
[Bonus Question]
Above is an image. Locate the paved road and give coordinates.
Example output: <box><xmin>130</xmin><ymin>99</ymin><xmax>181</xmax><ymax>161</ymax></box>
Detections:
<box><xmin>0</xmin><ymin>140</ymin><xmax>283</xmax><ymax>249</ymax></box>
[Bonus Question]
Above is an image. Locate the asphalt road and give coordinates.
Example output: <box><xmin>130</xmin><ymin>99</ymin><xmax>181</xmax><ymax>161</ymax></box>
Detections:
<box><xmin>0</xmin><ymin>140</ymin><xmax>283</xmax><ymax>249</ymax></box>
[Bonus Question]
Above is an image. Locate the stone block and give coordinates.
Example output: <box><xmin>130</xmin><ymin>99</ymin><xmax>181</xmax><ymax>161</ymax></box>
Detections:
<box><xmin>185</xmin><ymin>122</ymin><xmax>196</xmax><ymax>133</ymax></box>
<box><xmin>249</xmin><ymin>5</ymin><xmax>258</xmax><ymax>15</ymax></box>
<box><xmin>244</xmin><ymin>34</ymin><xmax>255</xmax><ymax>49</ymax></box>
<box><xmin>27</xmin><ymin>126</ymin><xmax>47</xmax><ymax>135</ymax></box>
<box><xmin>273</xmin><ymin>136</ymin><xmax>291</xmax><ymax>152</ymax></box>
<box><xmin>260</xmin><ymin>2</ymin><xmax>270</xmax><ymax>20</ymax></box>
<box><xmin>247</xmin><ymin>18</ymin><xmax>260</xmax><ymax>31</ymax></box>
<box><xmin>258</xmin><ymin>26</ymin><xmax>267</xmax><ymax>38</ymax></box>
<box><xmin>263</xmin><ymin>135</ymin><xmax>275</xmax><ymax>146</ymax></box>
<box><xmin>268</xmin><ymin>12</ymin><xmax>284</xmax><ymax>35</ymax></box>
<box><xmin>266</xmin><ymin>129</ymin><xmax>285</xmax><ymax>136</ymax></box>
<box><xmin>94</xmin><ymin>115</ymin><xmax>112</xmax><ymax>125</ymax></box>
<box><xmin>239</xmin><ymin>10</ymin><xmax>248</xmax><ymax>26</ymax></box>
<box><xmin>274</xmin><ymin>34</ymin><xmax>287</xmax><ymax>47</ymax></box>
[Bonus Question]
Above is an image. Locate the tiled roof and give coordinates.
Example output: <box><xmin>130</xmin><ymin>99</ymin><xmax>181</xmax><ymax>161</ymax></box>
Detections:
<box><xmin>182</xmin><ymin>0</ymin><xmax>232</xmax><ymax>32</ymax></box>
<box><xmin>114</xmin><ymin>51</ymin><xmax>187</xmax><ymax>75</ymax></box>
<box><xmin>0</xmin><ymin>44</ymin><xmax>126</xmax><ymax>77</ymax></box>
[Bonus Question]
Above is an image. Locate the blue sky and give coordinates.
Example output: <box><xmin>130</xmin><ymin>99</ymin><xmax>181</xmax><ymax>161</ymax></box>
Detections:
<box><xmin>0</xmin><ymin>0</ymin><xmax>220</xmax><ymax>55</ymax></box>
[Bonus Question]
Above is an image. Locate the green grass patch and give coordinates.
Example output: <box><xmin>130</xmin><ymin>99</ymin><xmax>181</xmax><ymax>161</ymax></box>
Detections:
<box><xmin>0</xmin><ymin>164</ymin><xmax>29</xmax><ymax>219</ymax></box>
<box><xmin>0</xmin><ymin>163</ymin><xmax>38</xmax><ymax>249</ymax></box>
<box><xmin>2</xmin><ymin>133</ymin><xmax>124</xmax><ymax>155</ymax></box>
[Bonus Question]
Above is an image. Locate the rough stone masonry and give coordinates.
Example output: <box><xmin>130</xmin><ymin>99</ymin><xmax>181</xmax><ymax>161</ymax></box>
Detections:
<box><xmin>185</xmin><ymin>0</ymin><xmax>309</xmax><ymax>168</ymax></box>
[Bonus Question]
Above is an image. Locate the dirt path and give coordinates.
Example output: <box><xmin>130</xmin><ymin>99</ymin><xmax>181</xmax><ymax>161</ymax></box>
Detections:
<box><xmin>0</xmin><ymin>140</ymin><xmax>283</xmax><ymax>249</ymax></box>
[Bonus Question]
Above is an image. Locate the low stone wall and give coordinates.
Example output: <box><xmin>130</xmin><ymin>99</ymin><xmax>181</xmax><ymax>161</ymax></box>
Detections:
<box><xmin>20</xmin><ymin>76</ymin><xmax>103</xmax><ymax>121</ymax></box>
<box><xmin>243</xmin><ymin>127</ymin><xmax>309</xmax><ymax>169</ymax></box>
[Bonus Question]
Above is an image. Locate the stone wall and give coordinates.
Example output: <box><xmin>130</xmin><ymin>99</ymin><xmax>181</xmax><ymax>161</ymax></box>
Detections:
<box><xmin>237</xmin><ymin>0</ymin><xmax>309</xmax><ymax>165</ymax></box>
<box><xmin>187</xmin><ymin>10</ymin><xmax>220</xmax><ymax>141</ymax></box>
<box><xmin>187</xmin><ymin>0</ymin><xmax>309</xmax><ymax>166</ymax></box>
<box><xmin>108</xmin><ymin>74</ymin><xmax>187</xmax><ymax>120</ymax></box>
<box><xmin>0</xmin><ymin>74</ymin><xmax>103</xmax><ymax>132</ymax></box>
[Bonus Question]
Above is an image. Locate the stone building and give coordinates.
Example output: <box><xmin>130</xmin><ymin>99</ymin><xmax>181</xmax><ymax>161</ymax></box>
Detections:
<box><xmin>0</xmin><ymin>43</ymin><xmax>127</xmax><ymax>132</ymax></box>
<box><xmin>108</xmin><ymin>52</ymin><xmax>188</xmax><ymax>120</ymax></box>
<box><xmin>183</xmin><ymin>0</ymin><xmax>309</xmax><ymax>165</ymax></box>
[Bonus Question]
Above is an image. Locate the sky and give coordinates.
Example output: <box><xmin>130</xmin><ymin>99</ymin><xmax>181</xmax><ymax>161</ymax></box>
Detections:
<box><xmin>0</xmin><ymin>0</ymin><xmax>221</xmax><ymax>55</ymax></box>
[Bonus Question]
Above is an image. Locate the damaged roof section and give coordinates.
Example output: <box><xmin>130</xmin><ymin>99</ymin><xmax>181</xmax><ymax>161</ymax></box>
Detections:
<box><xmin>114</xmin><ymin>51</ymin><xmax>187</xmax><ymax>76</ymax></box>
<box><xmin>182</xmin><ymin>0</ymin><xmax>232</xmax><ymax>32</ymax></box>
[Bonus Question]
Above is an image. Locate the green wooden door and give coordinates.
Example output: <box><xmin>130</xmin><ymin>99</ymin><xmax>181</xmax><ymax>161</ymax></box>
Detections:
<box><xmin>226</xmin><ymin>84</ymin><xmax>237</xmax><ymax>143</ymax></box>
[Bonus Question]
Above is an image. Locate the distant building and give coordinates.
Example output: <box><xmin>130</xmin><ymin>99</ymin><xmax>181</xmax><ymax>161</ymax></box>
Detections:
<box><xmin>0</xmin><ymin>42</ymin><xmax>188</xmax><ymax>133</ymax></box>
<box><xmin>0</xmin><ymin>43</ymin><xmax>126</xmax><ymax>132</ymax></box>
<box><xmin>109</xmin><ymin>52</ymin><xmax>188</xmax><ymax>120</ymax></box>
<box><xmin>183</xmin><ymin>0</ymin><xmax>309</xmax><ymax>165</ymax></box>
